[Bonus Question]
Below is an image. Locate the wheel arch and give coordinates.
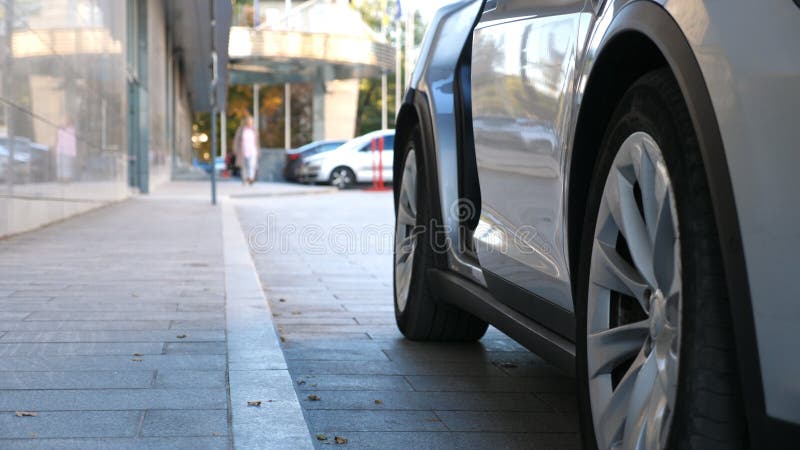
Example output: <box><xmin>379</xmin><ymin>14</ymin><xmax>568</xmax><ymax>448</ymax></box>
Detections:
<box><xmin>393</xmin><ymin>99</ymin><xmax>420</xmax><ymax>207</ymax></box>
<box><xmin>567</xmin><ymin>31</ymin><xmax>668</xmax><ymax>292</ymax></box>
<box><xmin>567</xmin><ymin>1</ymin><xmax>769</xmax><ymax>444</ymax></box>
<box><xmin>393</xmin><ymin>88</ymin><xmax>450</xmax><ymax>270</ymax></box>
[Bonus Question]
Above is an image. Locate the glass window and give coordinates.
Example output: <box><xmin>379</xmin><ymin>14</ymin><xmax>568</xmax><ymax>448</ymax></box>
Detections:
<box><xmin>383</xmin><ymin>135</ymin><xmax>395</xmax><ymax>150</ymax></box>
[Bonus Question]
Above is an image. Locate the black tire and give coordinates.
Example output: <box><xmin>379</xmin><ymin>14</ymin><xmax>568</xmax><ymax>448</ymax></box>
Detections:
<box><xmin>393</xmin><ymin>124</ymin><xmax>488</xmax><ymax>341</ymax></box>
<box><xmin>576</xmin><ymin>69</ymin><xmax>747</xmax><ymax>449</ymax></box>
<box><xmin>329</xmin><ymin>166</ymin><xmax>356</xmax><ymax>189</ymax></box>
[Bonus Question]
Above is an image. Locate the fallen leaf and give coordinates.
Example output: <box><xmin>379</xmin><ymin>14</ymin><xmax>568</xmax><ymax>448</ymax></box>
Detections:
<box><xmin>272</xmin><ymin>313</ymin><xmax>281</xmax><ymax>317</ymax></box>
<box><xmin>496</xmin><ymin>361</ymin><xmax>517</xmax><ymax>369</ymax></box>
<box><xmin>212</xmin><ymin>431</ymin><xmax>221</xmax><ymax>437</ymax></box>
<box><xmin>132</xmin><ymin>353</ymin><xmax>143</xmax><ymax>357</ymax></box>
<box><xmin>307</xmin><ymin>394</ymin><xmax>320</xmax><ymax>401</ymax></box>
<box><xmin>297</xmin><ymin>380</ymin><xmax>307</xmax><ymax>385</ymax></box>
<box><xmin>374</xmin><ymin>399</ymin><xmax>383</xmax><ymax>405</ymax></box>
<box><xmin>280</xmin><ymin>336</ymin><xmax>286</xmax><ymax>343</ymax></box>
<box><xmin>247</xmin><ymin>401</ymin><xmax>262</xmax><ymax>407</ymax></box>
<box><xmin>15</xmin><ymin>411</ymin><xmax>37</xmax><ymax>417</ymax></box>
<box><xmin>279</xmin><ymin>298</ymin><xmax>286</xmax><ymax>303</ymax></box>
<box><xmin>315</xmin><ymin>433</ymin><xmax>328</xmax><ymax>441</ymax></box>
<box><xmin>176</xmin><ymin>334</ymin><xmax>187</xmax><ymax>339</ymax></box>
<box><xmin>334</xmin><ymin>436</ymin><xmax>348</xmax><ymax>445</ymax></box>
<box><xmin>131</xmin><ymin>358</ymin><xmax>143</xmax><ymax>362</ymax></box>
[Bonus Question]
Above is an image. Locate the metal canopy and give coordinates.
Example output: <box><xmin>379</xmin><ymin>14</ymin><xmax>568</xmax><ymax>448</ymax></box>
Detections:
<box><xmin>227</xmin><ymin>1</ymin><xmax>395</xmax><ymax>85</ymax></box>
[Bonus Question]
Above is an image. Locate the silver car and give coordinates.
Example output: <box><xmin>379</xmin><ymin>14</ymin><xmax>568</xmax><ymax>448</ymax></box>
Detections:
<box><xmin>392</xmin><ymin>1</ymin><xmax>800</xmax><ymax>449</ymax></box>
<box><xmin>300</xmin><ymin>129</ymin><xmax>395</xmax><ymax>189</ymax></box>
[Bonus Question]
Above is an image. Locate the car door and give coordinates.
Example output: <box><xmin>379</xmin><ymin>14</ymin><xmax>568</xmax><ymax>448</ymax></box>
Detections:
<box><xmin>354</xmin><ymin>135</ymin><xmax>393</xmax><ymax>183</ymax></box>
<box><xmin>471</xmin><ymin>0</ymin><xmax>590</xmax><ymax>314</ymax></box>
<box><xmin>354</xmin><ymin>140</ymin><xmax>376</xmax><ymax>181</ymax></box>
<box><xmin>380</xmin><ymin>134</ymin><xmax>395</xmax><ymax>183</ymax></box>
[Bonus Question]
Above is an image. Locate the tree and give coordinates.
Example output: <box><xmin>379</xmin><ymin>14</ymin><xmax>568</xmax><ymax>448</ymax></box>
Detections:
<box><xmin>353</xmin><ymin>0</ymin><xmax>426</xmax><ymax>135</ymax></box>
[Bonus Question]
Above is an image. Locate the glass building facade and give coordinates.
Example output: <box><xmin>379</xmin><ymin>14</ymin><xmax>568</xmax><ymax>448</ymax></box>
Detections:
<box><xmin>0</xmin><ymin>0</ymin><xmax>227</xmax><ymax>237</ymax></box>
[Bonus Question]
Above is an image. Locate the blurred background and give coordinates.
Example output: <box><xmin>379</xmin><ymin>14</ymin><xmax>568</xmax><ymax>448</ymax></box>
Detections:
<box><xmin>0</xmin><ymin>0</ymin><xmax>443</xmax><ymax>238</ymax></box>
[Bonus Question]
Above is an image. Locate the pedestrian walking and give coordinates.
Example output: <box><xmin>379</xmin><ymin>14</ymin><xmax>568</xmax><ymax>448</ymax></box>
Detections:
<box><xmin>55</xmin><ymin>120</ymin><xmax>76</xmax><ymax>181</ymax></box>
<box><xmin>233</xmin><ymin>116</ymin><xmax>259</xmax><ymax>185</ymax></box>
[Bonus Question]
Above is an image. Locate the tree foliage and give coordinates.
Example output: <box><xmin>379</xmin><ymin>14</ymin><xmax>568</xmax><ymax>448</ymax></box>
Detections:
<box><xmin>353</xmin><ymin>0</ymin><xmax>426</xmax><ymax>135</ymax></box>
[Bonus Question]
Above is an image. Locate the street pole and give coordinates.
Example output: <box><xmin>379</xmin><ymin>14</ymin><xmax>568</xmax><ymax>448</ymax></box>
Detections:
<box><xmin>395</xmin><ymin>19</ymin><xmax>401</xmax><ymax>113</ymax></box>
<box><xmin>253</xmin><ymin>84</ymin><xmax>259</xmax><ymax>139</ymax></box>
<box><xmin>210</xmin><ymin>1</ymin><xmax>218</xmax><ymax>205</ymax></box>
<box><xmin>381</xmin><ymin>12</ymin><xmax>388</xmax><ymax>130</ymax></box>
<box><xmin>253</xmin><ymin>0</ymin><xmax>260</xmax><ymax>150</ymax></box>
<box><xmin>284</xmin><ymin>0</ymin><xmax>292</xmax><ymax>150</ymax></box>
<box><xmin>211</xmin><ymin>100</ymin><xmax>217</xmax><ymax>205</ymax></box>
<box><xmin>220</xmin><ymin>110</ymin><xmax>226</xmax><ymax>158</ymax></box>
<box><xmin>285</xmin><ymin>84</ymin><xmax>291</xmax><ymax>150</ymax></box>
<box><xmin>404</xmin><ymin>9</ymin><xmax>414</xmax><ymax>90</ymax></box>
<box><xmin>381</xmin><ymin>71</ymin><xmax>388</xmax><ymax>130</ymax></box>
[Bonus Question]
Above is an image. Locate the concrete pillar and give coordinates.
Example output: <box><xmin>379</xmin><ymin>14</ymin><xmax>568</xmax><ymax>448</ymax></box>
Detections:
<box><xmin>323</xmin><ymin>79</ymin><xmax>359</xmax><ymax>140</ymax></box>
<box><xmin>253</xmin><ymin>84</ymin><xmax>259</xmax><ymax>143</ymax></box>
<box><xmin>381</xmin><ymin>71</ymin><xmax>387</xmax><ymax>130</ymax></box>
<box><xmin>405</xmin><ymin>11</ymin><xmax>414</xmax><ymax>90</ymax></box>
<box><xmin>312</xmin><ymin>81</ymin><xmax>325</xmax><ymax>141</ymax></box>
<box><xmin>395</xmin><ymin>19</ymin><xmax>402</xmax><ymax>114</ymax></box>
<box><xmin>220</xmin><ymin>110</ymin><xmax>226</xmax><ymax>157</ymax></box>
<box><xmin>284</xmin><ymin>83</ymin><xmax>291</xmax><ymax>149</ymax></box>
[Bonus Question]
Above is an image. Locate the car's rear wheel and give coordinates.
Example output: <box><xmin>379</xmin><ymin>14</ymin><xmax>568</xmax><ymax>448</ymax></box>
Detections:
<box><xmin>393</xmin><ymin>124</ymin><xmax>487</xmax><ymax>341</ymax></box>
<box><xmin>576</xmin><ymin>69</ymin><xmax>747</xmax><ymax>450</ymax></box>
<box><xmin>330</xmin><ymin>166</ymin><xmax>355</xmax><ymax>189</ymax></box>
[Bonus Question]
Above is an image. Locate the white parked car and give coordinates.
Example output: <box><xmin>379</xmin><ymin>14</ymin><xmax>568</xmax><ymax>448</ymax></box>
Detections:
<box><xmin>299</xmin><ymin>129</ymin><xmax>394</xmax><ymax>189</ymax></box>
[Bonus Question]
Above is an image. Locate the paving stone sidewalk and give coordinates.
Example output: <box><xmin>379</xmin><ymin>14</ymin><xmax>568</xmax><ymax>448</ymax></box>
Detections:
<box><xmin>236</xmin><ymin>190</ymin><xmax>582</xmax><ymax>450</ymax></box>
<box><xmin>0</xmin><ymin>187</ymin><xmax>311</xmax><ymax>449</ymax></box>
<box><xmin>0</xmin><ymin>197</ymin><xmax>230</xmax><ymax>448</ymax></box>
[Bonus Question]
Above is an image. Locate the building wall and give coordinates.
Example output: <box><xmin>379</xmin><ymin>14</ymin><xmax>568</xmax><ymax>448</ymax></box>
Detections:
<box><xmin>146</xmin><ymin>0</ymin><xmax>170</xmax><ymax>189</ymax></box>
<box><xmin>0</xmin><ymin>0</ymin><xmax>129</xmax><ymax>237</ymax></box>
<box><xmin>321</xmin><ymin>79</ymin><xmax>360</xmax><ymax>140</ymax></box>
<box><xmin>0</xmin><ymin>0</ymin><xmax>195</xmax><ymax>237</ymax></box>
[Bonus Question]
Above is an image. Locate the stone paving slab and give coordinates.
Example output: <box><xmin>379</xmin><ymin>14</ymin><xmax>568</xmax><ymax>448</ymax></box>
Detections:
<box><xmin>0</xmin><ymin>437</ymin><xmax>229</xmax><ymax>449</ymax></box>
<box><xmin>296</xmin><ymin>391</ymin><xmax>554</xmax><ymax>412</ymax></box>
<box><xmin>154</xmin><ymin>370</ymin><xmax>227</xmax><ymax>388</ymax></box>
<box><xmin>0</xmin><ymin>388</ymin><xmax>228</xmax><ymax>411</ymax></box>
<box><xmin>305</xmin><ymin>410</ymin><xmax>449</xmax><ymax>432</ymax></box>
<box><xmin>0</xmin><ymin>342</ymin><xmax>167</xmax><ymax>357</ymax></box>
<box><xmin>140</xmin><ymin>410</ymin><xmax>229</xmax><ymax>437</ymax></box>
<box><xmin>0</xmin><ymin>196</ymin><xmax>234</xmax><ymax>448</ymax></box>
<box><xmin>0</xmin><ymin>410</ymin><xmax>142</xmax><ymax>438</ymax></box>
<box><xmin>222</xmin><ymin>201</ymin><xmax>312</xmax><ymax>449</ymax></box>
<box><xmin>0</xmin><ymin>354</ymin><xmax>227</xmax><ymax>371</ymax></box>
<box><xmin>0</xmin><ymin>321</ymin><xmax>174</xmax><ymax>331</ymax></box>
<box><xmin>304</xmin><ymin>431</ymin><xmax>581</xmax><ymax>450</ymax></box>
<box><xmin>0</xmin><ymin>330</ymin><xmax>225</xmax><ymax>342</ymax></box>
<box><xmin>236</xmin><ymin>190</ymin><xmax>582</xmax><ymax>449</ymax></box>
<box><xmin>0</xmin><ymin>371</ymin><xmax>155</xmax><ymax>389</ymax></box>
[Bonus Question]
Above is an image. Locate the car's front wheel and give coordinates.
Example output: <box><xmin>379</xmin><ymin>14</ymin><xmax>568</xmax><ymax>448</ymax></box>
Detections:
<box><xmin>329</xmin><ymin>166</ymin><xmax>355</xmax><ymax>189</ymax></box>
<box><xmin>393</xmin><ymin>124</ymin><xmax>487</xmax><ymax>341</ymax></box>
<box><xmin>576</xmin><ymin>69</ymin><xmax>747</xmax><ymax>450</ymax></box>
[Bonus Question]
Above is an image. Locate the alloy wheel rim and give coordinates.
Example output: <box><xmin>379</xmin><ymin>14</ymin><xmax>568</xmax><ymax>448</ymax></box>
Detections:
<box><xmin>394</xmin><ymin>149</ymin><xmax>418</xmax><ymax>312</ymax></box>
<box><xmin>587</xmin><ymin>132</ymin><xmax>682</xmax><ymax>450</ymax></box>
<box><xmin>332</xmin><ymin>169</ymin><xmax>351</xmax><ymax>188</ymax></box>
